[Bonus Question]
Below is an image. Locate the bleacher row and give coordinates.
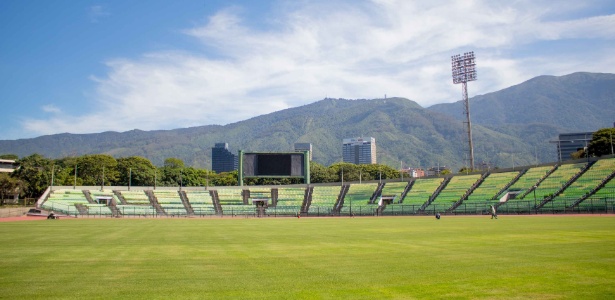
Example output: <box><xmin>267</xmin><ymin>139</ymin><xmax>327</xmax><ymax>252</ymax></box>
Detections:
<box><xmin>41</xmin><ymin>158</ymin><xmax>615</xmax><ymax>216</ymax></box>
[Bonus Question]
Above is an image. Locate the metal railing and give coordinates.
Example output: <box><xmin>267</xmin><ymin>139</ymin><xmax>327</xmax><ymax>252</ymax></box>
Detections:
<box><xmin>31</xmin><ymin>197</ymin><xmax>615</xmax><ymax>219</ymax></box>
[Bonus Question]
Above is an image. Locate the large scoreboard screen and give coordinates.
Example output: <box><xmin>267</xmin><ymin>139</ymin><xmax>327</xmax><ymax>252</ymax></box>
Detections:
<box><xmin>256</xmin><ymin>154</ymin><xmax>291</xmax><ymax>176</ymax></box>
<box><xmin>242</xmin><ymin>153</ymin><xmax>304</xmax><ymax>177</ymax></box>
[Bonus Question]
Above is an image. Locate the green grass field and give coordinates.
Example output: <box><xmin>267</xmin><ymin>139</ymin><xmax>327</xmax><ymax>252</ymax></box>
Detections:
<box><xmin>1</xmin><ymin>216</ymin><xmax>614</xmax><ymax>299</ymax></box>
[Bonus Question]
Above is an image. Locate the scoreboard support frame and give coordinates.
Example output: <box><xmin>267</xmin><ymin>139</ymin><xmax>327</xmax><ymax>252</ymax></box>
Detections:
<box><xmin>238</xmin><ymin>150</ymin><xmax>311</xmax><ymax>186</ymax></box>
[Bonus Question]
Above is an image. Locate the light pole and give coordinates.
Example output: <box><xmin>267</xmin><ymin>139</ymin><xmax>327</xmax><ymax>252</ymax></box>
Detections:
<box><xmin>128</xmin><ymin>168</ymin><xmax>132</xmax><ymax>191</ymax></box>
<box><xmin>585</xmin><ymin>134</ymin><xmax>590</xmax><ymax>163</ymax></box>
<box><xmin>533</xmin><ymin>185</ymin><xmax>537</xmax><ymax>214</ymax></box>
<box><xmin>452</xmin><ymin>51</ymin><xmax>477</xmax><ymax>170</ymax></box>
<box><xmin>73</xmin><ymin>164</ymin><xmax>77</xmax><ymax>190</ymax></box>
<box><xmin>205</xmin><ymin>160</ymin><xmax>210</xmax><ymax>190</ymax></box>
<box><xmin>50</xmin><ymin>165</ymin><xmax>55</xmax><ymax>191</ymax></box>
<box><xmin>101</xmin><ymin>166</ymin><xmax>105</xmax><ymax>191</ymax></box>
<box><xmin>179</xmin><ymin>169</ymin><xmax>183</xmax><ymax>191</ymax></box>
<box><xmin>511</xmin><ymin>152</ymin><xmax>515</xmax><ymax>171</ymax></box>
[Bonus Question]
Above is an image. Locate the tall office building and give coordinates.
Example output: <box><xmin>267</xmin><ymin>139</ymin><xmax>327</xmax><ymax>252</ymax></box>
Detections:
<box><xmin>342</xmin><ymin>137</ymin><xmax>376</xmax><ymax>164</ymax></box>
<box><xmin>294</xmin><ymin>143</ymin><xmax>312</xmax><ymax>160</ymax></box>
<box><xmin>212</xmin><ymin>143</ymin><xmax>238</xmax><ymax>173</ymax></box>
<box><xmin>552</xmin><ymin>132</ymin><xmax>593</xmax><ymax>161</ymax></box>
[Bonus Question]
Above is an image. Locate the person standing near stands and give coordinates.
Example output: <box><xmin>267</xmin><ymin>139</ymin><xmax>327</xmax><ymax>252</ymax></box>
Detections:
<box><xmin>490</xmin><ymin>205</ymin><xmax>498</xmax><ymax>219</ymax></box>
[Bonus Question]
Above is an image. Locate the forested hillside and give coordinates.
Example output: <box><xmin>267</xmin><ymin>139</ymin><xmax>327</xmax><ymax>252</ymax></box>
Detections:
<box><xmin>1</xmin><ymin>72</ymin><xmax>613</xmax><ymax>170</ymax></box>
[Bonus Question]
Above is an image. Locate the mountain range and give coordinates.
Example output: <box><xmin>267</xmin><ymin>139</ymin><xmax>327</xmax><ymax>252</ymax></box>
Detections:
<box><xmin>1</xmin><ymin>72</ymin><xmax>613</xmax><ymax>171</ymax></box>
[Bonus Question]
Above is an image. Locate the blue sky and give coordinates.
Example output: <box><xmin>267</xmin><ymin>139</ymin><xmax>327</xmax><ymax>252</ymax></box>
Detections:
<box><xmin>1</xmin><ymin>0</ymin><xmax>614</xmax><ymax>140</ymax></box>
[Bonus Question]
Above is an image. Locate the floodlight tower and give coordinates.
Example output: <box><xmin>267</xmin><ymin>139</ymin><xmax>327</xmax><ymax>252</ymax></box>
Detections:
<box><xmin>451</xmin><ymin>51</ymin><xmax>477</xmax><ymax>170</ymax></box>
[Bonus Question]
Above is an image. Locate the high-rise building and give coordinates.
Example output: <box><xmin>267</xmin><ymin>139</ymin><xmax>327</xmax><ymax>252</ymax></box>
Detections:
<box><xmin>552</xmin><ymin>132</ymin><xmax>593</xmax><ymax>161</ymax></box>
<box><xmin>212</xmin><ymin>143</ymin><xmax>238</xmax><ymax>173</ymax></box>
<box><xmin>294</xmin><ymin>143</ymin><xmax>312</xmax><ymax>160</ymax></box>
<box><xmin>342</xmin><ymin>137</ymin><xmax>376</xmax><ymax>164</ymax></box>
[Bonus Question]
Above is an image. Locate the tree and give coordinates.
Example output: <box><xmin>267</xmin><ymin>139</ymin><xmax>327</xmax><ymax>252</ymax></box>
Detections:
<box><xmin>310</xmin><ymin>162</ymin><xmax>336</xmax><ymax>183</ymax></box>
<box><xmin>75</xmin><ymin>154</ymin><xmax>118</xmax><ymax>186</ymax></box>
<box><xmin>0</xmin><ymin>154</ymin><xmax>19</xmax><ymax>160</ymax></box>
<box><xmin>570</xmin><ymin>149</ymin><xmax>586</xmax><ymax>160</ymax></box>
<box><xmin>180</xmin><ymin>167</ymin><xmax>206</xmax><ymax>187</ymax></box>
<box><xmin>0</xmin><ymin>173</ymin><xmax>24</xmax><ymax>205</ymax></box>
<box><xmin>117</xmin><ymin>156</ymin><xmax>156</xmax><ymax>187</ymax></box>
<box><xmin>328</xmin><ymin>162</ymin><xmax>400</xmax><ymax>182</ymax></box>
<box><xmin>159</xmin><ymin>158</ymin><xmax>187</xmax><ymax>186</ymax></box>
<box><xmin>11</xmin><ymin>154</ymin><xmax>53</xmax><ymax>198</ymax></box>
<box><xmin>53</xmin><ymin>157</ymin><xmax>81</xmax><ymax>186</ymax></box>
<box><xmin>458</xmin><ymin>167</ymin><xmax>479</xmax><ymax>174</ymax></box>
<box><xmin>212</xmin><ymin>171</ymin><xmax>238</xmax><ymax>186</ymax></box>
<box><xmin>360</xmin><ymin>164</ymin><xmax>400</xmax><ymax>180</ymax></box>
<box><xmin>164</xmin><ymin>158</ymin><xmax>185</xmax><ymax>169</ymax></box>
<box><xmin>589</xmin><ymin>128</ymin><xmax>615</xmax><ymax>157</ymax></box>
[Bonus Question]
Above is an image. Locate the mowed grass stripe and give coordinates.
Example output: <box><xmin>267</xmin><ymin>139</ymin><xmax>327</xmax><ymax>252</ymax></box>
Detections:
<box><xmin>0</xmin><ymin>216</ymin><xmax>614</xmax><ymax>299</ymax></box>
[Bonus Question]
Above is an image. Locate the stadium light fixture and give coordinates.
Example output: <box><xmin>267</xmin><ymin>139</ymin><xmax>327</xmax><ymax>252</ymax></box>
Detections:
<box><xmin>451</xmin><ymin>51</ymin><xmax>477</xmax><ymax>170</ymax></box>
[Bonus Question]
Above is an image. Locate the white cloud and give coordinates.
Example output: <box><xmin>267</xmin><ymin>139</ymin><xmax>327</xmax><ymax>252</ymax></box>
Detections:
<box><xmin>23</xmin><ymin>0</ymin><xmax>615</xmax><ymax>136</ymax></box>
<box><xmin>41</xmin><ymin>104</ymin><xmax>62</xmax><ymax>114</ymax></box>
<box><xmin>88</xmin><ymin>5</ymin><xmax>109</xmax><ymax>23</ymax></box>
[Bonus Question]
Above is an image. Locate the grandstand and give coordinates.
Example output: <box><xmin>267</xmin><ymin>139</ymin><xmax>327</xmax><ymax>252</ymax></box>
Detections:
<box><xmin>550</xmin><ymin>158</ymin><xmax>615</xmax><ymax>211</ymax></box>
<box><xmin>339</xmin><ymin>183</ymin><xmax>378</xmax><ymax>215</ymax></box>
<box><xmin>402</xmin><ymin>178</ymin><xmax>444</xmax><ymax>208</ymax></box>
<box><xmin>212</xmin><ymin>188</ymin><xmax>251</xmax><ymax>216</ymax></box>
<box><xmin>453</xmin><ymin>171</ymin><xmax>519</xmax><ymax>213</ymax></box>
<box><xmin>41</xmin><ymin>189</ymin><xmax>88</xmax><ymax>215</ymax></box>
<box><xmin>120</xmin><ymin>190</ymin><xmax>150</xmax><ymax>204</ymax></box>
<box><xmin>308</xmin><ymin>185</ymin><xmax>341</xmax><ymax>215</ymax></box>
<box><xmin>579</xmin><ymin>174</ymin><xmax>615</xmax><ymax>211</ymax></box>
<box><xmin>36</xmin><ymin>158</ymin><xmax>615</xmax><ymax>217</ymax></box>
<box><xmin>344</xmin><ymin>183</ymin><xmax>378</xmax><ymax>205</ymax></box>
<box><xmin>216</xmin><ymin>188</ymin><xmax>244</xmax><ymax>205</ymax></box>
<box><xmin>374</xmin><ymin>181</ymin><xmax>416</xmax><ymax>215</ymax></box>
<box><xmin>114</xmin><ymin>204</ymin><xmax>158</xmax><ymax>216</ymax></box>
<box><xmin>271</xmin><ymin>187</ymin><xmax>305</xmax><ymax>216</ymax></box>
<box><xmin>185</xmin><ymin>191</ymin><xmax>217</xmax><ymax>216</ymax></box>
<box><xmin>116</xmin><ymin>190</ymin><xmax>159</xmax><ymax>216</ymax></box>
<box><xmin>503</xmin><ymin>165</ymin><xmax>553</xmax><ymax>198</ymax></box>
<box><xmin>274</xmin><ymin>187</ymin><xmax>305</xmax><ymax>206</ymax></box>
<box><xmin>153</xmin><ymin>190</ymin><xmax>187</xmax><ymax>216</ymax></box>
<box><xmin>425</xmin><ymin>174</ymin><xmax>481</xmax><ymax>210</ymax></box>
<box><xmin>535</xmin><ymin>163</ymin><xmax>586</xmax><ymax>211</ymax></box>
<box><xmin>87</xmin><ymin>190</ymin><xmax>118</xmax><ymax>215</ymax></box>
<box><xmin>380</xmin><ymin>182</ymin><xmax>408</xmax><ymax>203</ymax></box>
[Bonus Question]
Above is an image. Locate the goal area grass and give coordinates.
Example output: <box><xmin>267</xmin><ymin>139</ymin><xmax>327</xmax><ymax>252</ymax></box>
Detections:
<box><xmin>1</xmin><ymin>216</ymin><xmax>614</xmax><ymax>299</ymax></box>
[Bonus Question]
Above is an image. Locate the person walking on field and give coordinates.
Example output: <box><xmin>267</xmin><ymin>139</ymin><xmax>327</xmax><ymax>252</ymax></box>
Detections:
<box><xmin>490</xmin><ymin>205</ymin><xmax>498</xmax><ymax>219</ymax></box>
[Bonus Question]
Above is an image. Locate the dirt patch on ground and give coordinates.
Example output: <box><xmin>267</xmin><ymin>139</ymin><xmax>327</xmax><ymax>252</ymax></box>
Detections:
<box><xmin>0</xmin><ymin>216</ymin><xmax>48</xmax><ymax>222</ymax></box>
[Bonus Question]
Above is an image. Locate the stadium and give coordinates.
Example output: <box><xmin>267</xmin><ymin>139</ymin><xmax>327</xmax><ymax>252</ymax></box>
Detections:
<box><xmin>2</xmin><ymin>2</ymin><xmax>615</xmax><ymax>298</ymax></box>
<box><xmin>3</xmin><ymin>155</ymin><xmax>613</xmax><ymax>299</ymax></box>
<box><xmin>37</xmin><ymin>156</ymin><xmax>615</xmax><ymax>218</ymax></box>
<box><xmin>3</xmin><ymin>55</ymin><xmax>615</xmax><ymax>300</ymax></box>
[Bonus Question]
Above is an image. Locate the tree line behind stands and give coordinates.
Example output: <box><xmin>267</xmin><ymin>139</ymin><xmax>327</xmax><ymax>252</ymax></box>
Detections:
<box><xmin>0</xmin><ymin>154</ymin><xmax>399</xmax><ymax>200</ymax></box>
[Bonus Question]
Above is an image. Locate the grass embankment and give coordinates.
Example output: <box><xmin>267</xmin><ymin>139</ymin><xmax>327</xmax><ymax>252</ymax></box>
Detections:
<box><xmin>1</xmin><ymin>216</ymin><xmax>614</xmax><ymax>299</ymax></box>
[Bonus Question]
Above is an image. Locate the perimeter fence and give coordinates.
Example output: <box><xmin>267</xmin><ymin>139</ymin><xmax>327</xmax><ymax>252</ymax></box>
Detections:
<box><xmin>25</xmin><ymin>197</ymin><xmax>614</xmax><ymax>219</ymax></box>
